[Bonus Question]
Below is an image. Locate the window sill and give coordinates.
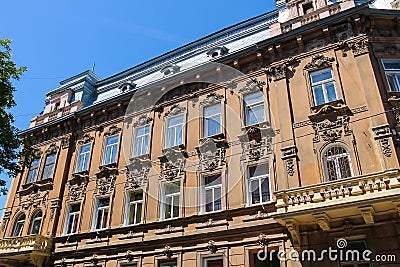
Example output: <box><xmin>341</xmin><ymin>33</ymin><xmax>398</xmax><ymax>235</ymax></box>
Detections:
<box><xmin>195</xmin><ymin>218</ymin><xmax>228</xmax><ymax>229</ymax></box>
<box><xmin>19</xmin><ymin>179</ymin><xmax>53</xmax><ymax>195</ymax></box>
<box><xmin>388</xmin><ymin>91</ymin><xmax>400</xmax><ymax>106</ymax></box>
<box><xmin>308</xmin><ymin>99</ymin><xmax>349</xmax><ymax>121</ymax></box>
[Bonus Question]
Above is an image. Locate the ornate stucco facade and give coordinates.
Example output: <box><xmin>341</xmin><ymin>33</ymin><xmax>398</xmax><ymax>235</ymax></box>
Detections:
<box><xmin>1</xmin><ymin>0</ymin><xmax>400</xmax><ymax>266</ymax></box>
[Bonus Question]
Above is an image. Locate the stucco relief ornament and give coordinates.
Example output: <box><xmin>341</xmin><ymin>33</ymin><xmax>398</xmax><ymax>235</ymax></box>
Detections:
<box><xmin>125</xmin><ymin>250</ymin><xmax>135</xmax><ymax>262</ymax></box>
<box><xmin>46</xmin><ymin>143</ymin><xmax>59</xmax><ymax>154</ymax></box>
<box><xmin>238</xmin><ymin>78</ymin><xmax>265</xmax><ymax>94</ymax></box>
<box><xmin>19</xmin><ymin>191</ymin><xmax>48</xmax><ymax>211</ymax></box>
<box><xmin>373</xmin><ymin>125</ymin><xmax>393</xmax><ymax>157</ymax></box>
<box><xmin>312</xmin><ymin>115</ymin><xmax>351</xmax><ymax>143</ymax></box>
<box><xmin>196</xmin><ymin>137</ymin><xmax>228</xmax><ymax>171</ymax></box>
<box><xmin>346</xmin><ymin>37</ymin><xmax>369</xmax><ymax>56</ymax></box>
<box><xmin>266</xmin><ymin>63</ymin><xmax>287</xmax><ymax>81</ymax></box>
<box><xmin>68</xmin><ymin>172</ymin><xmax>89</xmax><ymax>202</ymax></box>
<box><xmin>94</xmin><ymin>165</ymin><xmax>118</xmax><ymax>195</ymax></box>
<box><xmin>0</xmin><ymin>211</ymin><xmax>11</xmax><ymax>232</ymax></box>
<box><xmin>77</xmin><ymin>133</ymin><xmax>94</xmax><ymax>145</ymax></box>
<box><xmin>104</xmin><ymin>125</ymin><xmax>121</xmax><ymax>137</ymax></box>
<box><xmin>125</xmin><ymin>156</ymin><xmax>152</xmax><ymax>189</ymax></box>
<box><xmin>207</xmin><ymin>240</ymin><xmax>217</xmax><ymax>254</ymax></box>
<box><xmin>164</xmin><ymin>104</ymin><xmax>186</xmax><ymax>118</ymax></box>
<box><xmin>199</xmin><ymin>92</ymin><xmax>224</xmax><ymax>107</ymax></box>
<box><xmin>304</xmin><ymin>54</ymin><xmax>335</xmax><ymax>70</ymax></box>
<box><xmin>158</xmin><ymin>147</ymin><xmax>187</xmax><ymax>180</ymax></box>
<box><xmin>61</xmin><ymin>134</ymin><xmax>72</xmax><ymax>149</ymax></box>
<box><xmin>238</xmin><ymin>123</ymin><xmax>274</xmax><ymax>162</ymax></box>
<box><xmin>258</xmin><ymin>233</ymin><xmax>269</xmax><ymax>247</ymax></box>
<box><xmin>163</xmin><ymin>245</ymin><xmax>173</xmax><ymax>259</ymax></box>
<box><xmin>132</xmin><ymin>114</ymin><xmax>153</xmax><ymax>127</ymax></box>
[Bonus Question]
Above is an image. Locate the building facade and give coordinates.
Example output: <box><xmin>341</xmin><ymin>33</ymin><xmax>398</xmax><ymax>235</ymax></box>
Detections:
<box><xmin>0</xmin><ymin>0</ymin><xmax>400</xmax><ymax>266</ymax></box>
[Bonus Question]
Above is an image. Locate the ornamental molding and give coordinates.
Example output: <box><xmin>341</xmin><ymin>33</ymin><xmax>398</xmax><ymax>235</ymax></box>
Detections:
<box><xmin>61</xmin><ymin>134</ymin><xmax>72</xmax><ymax>149</ymax></box>
<box><xmin>345</xmin><ymin>37</ymin><xmax>369</xmax><ymax>57</ymax></box>
<box><xmin>94</xmin><ymin>165</ymin><xmax>118</xmax><ymax>195</ymax></box>
<box><xmin>118</xmin><ymin>81</ymin><xmax>136</xmax><ymax>93</ymax></box>
<box><xmin>258</xmin><ymin>233</ymin><xmax>269</xmax><ymax>247</ymax></box>
<box><xmin>281</xmin><ymin>145</ymin><xmax>298</xmax><ymax>177</ymax></box>
<box><xmin>49</xmin><ymin>198</ymin><xmax>61</xmax><ymax>222</ymax></box>
<box><xmin>312</xmin><ymin>115</ymin><xmax>352</xmax><ymax>143</ymax></box>
<box><xmin>163</xmin><ymin>245</ymin><xmax>173</xmax><ymax>259</ymax></box>
<box><xmin>207</xmin><ymin>240</ymin><xmax>218</xmax><ymax>254</ymax></box>
<box><xmin>0</xmin><ymin>211</ymin><xmax>11</xmax><ymax>232</ymax></box>
<box><xmin>238</xmin><ymin>123</ymin><xmax>274</xmax><ymax>162</ymax></box>
<box><xmin>164</xmin><ymin>104</ymin><xmax>186</xmax><ymax>118</ymax></box>
<box><xmin>160</xmin><ymin>64</ymin><xmax>180</xmax><ymax>76</ymax></box>
<box><xmin>304</xmin><ymin>54</ymin><xmax>335</xmax><ymax>70</ymax></box>
<box><xmin>199</xmin><ymin>92</ymin><xmax>224</xmax><ymax>107</ymax></box>
<box><xmin>77</xmin><ymin>133</ymin><xmax>94</xmax><ymax>145</ymax></box>
<box><xmin>125</xmin><ymin>250</ymin><xmax>135</xmax><ymax>262</ymax></box>
<box><xmin>206</xmin><ymin>46</ymin><xmax>229</xmax><ymax>59</ymax></box>
<box><xmin>125</xmin><ymin>156</ymin><xmax>152</xmax><ymax>189</ymax></box>
<box><xmin>196</xmin><ymin>136</ymin><xmax>228</xmax><ymax>171</ymax></box>
<box><xmin>104</xmin><ymin>125</ymin><xmax>121</xmax><ymax>137</ymax></box>
<box><xmin>372</xmin><ymin>124</ymin><xmax>393</xmax><ymax>157</ymax></box>
<box><xmin>132</xmin><ymin>114</ymin><xmax>153</xmax><ymax>127</ymax></box>
<box><xmin>46</xmin><ymin>143</ymin><xmax>59</xmax><ymax>154</ymax></box>
<box><xmin>158</xmin><ymin>147</ymin><xmax>187</xmax><ymax>181</ymax></box>
<box><xmin>67</xmin><ymin>173</ymin><xmax>89</xmax><ymax>202</ymax></box>
<box><xmin>238</xmin><ymin>78</ymin><xmax>266</xmax><ymax>95</ymax></box>
<box><xmin>266</xmin><ymin>63</ymin><xmax>287</xmax><ymax>81</ymax></box>
<box><xmin>18</xmin><ymin>190</ymin><xmax>48</xmax><ymax>212</ymax></box>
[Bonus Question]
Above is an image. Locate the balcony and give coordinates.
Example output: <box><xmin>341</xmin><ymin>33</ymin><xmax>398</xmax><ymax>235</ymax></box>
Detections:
<box><xmin>272</xmin><ymin>169</ymin><xmax>400</xmax><ymax>250</ymax></box>
<box><xmin>0</xmin><ymin>235</ymin><xmax>53</xmax><ymax>267</ymax></box>
<box><xmin>29</xmin><ymin>101</ymin><xmax>83</xmax><ymax>128</ymax></box>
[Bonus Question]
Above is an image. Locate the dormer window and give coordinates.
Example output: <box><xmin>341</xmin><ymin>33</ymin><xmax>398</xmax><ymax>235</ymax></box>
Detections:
<box><xmin>303</xmin><ymin>2</ymin><xmax>314</xmax><ymax>14</ymax></box>
<box><xmin>207</xmin><ymin>46</ymin><xmax>229</xmax><ymax>59</ymax></box>
<box><xmin>119</xmin><ymin>81</ymin><xmax>137</xmax><ymax>93</ymax></box>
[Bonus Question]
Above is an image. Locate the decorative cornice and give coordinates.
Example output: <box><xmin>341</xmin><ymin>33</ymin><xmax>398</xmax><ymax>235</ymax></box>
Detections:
<box><xmin>199</xmin><ymin>92</ymin><xmax>224</xmax><ymax>107</ymax></box>
<box><xmin>77</xmin><ymin>133</ymin><xmax>94</xmax><ymax>145</ymax></box>
<box><xmin>132</xmin><ymin>114</ymin><xmax>153</xmax><ymax>127</ymax></box>
<box><xmin>104</xmin><ymin>125</ymin><xmax>121</xmax><ymax>137</ymax></box>
<box><xmin>164</xmin><ymin>104</ymin><xmax>186</xmax><ymax>118</ymax></box>
<box><xmin>238</xmin><ymin>78</ymin><xmax>265</xmax><ymax>95</ymax></box>
<box><xmin>304</xmin><ymin>54</ymin><xmax>335</xmax><ymax>70</ymax></box>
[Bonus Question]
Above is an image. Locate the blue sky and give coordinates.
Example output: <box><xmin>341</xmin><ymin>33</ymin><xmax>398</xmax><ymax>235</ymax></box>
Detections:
<box><xmin>0</xmin><ymin>0</ymin><xmax>276</xmax><ymax>214</ymax></box>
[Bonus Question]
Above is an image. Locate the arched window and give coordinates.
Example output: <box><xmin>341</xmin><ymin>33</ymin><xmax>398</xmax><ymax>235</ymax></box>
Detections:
<box><xmin>323</xmin><ymin>145</ymin><xmax>353</xmax><ymax>181</ymax></box>
<box><xmin>13</xmin><ymin>214</ymin><xmax>26</xmax><ymax>237</ymax></box>
<box><xmin>29</xmin><ymin>211</ymin><xmax>43</xmax><ymax>235</ymax></box>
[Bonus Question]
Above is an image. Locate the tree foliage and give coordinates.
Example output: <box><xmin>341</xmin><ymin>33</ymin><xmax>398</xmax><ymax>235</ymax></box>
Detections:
<box><xmin>0</xmin><ymin>38</ymin><xmax>27</xmax><ymax>194</ymax></box>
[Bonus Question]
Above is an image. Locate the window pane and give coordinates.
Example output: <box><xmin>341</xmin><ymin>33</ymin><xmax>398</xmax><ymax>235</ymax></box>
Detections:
<box><xmin>249</xmin><ymin>164</ymin><xmax>268</xmax><ymax>177</ymax></box>
<box><xmin>81</xmin><ymin>144</ymin><xmax>91</xmax><ymax>153</ymax></box>
<box><xmin>106</xmin><ymin>135</ymin><xmax>118</xmax><ymax>145</ymax></box>
<box><xmin>165</xmin><ymin>183</ymin><xmax>180</xmax><ymax>194</ymax></box>
<box><xmin>246</xmin><ymin>104</ymin><xmax>265</xmax><ymax>125</ymax></box>
<box><xmin>251</xmin><ymin>179</ymin><xmax>260</xmax><ymax>204</ymax></box>
<box><xmin>205</xmin><ymin>189</ymin><xmax>213</xmax><ymax>212</ymax></box>
<box><xmin>135</xmin><ymin>202</ymin><xmax>142</xmax><ymax>224</ymax></box>
<box><xmin>71</xmin><ymin>204</ymin><xmax>80</xmax><ymax>212</ymax></box>
<box><xmin>383</xmin><ymin>60</ymin><xmax>400</xmax><ymax>70</ymax></box>
<box><xmin>30</xmin><ymin>219</ymin><xmax>41</xmax><ymax>235</ymax></box>
<box><xmin>206</xmin><ymin>259</ymin><xmax>223</xmax><ymax>267</ymax></box>
<box><xmin>165</xmin><ymin>196</ymin><xmax>172</xmax><ymax>219</ymax></box>
<box><xmin>244</xmin><ymin>91</ymin><xmax>263</xmax><ymax>106</ymax></box>
<box><xmin>261</xmin><ymin>178</ymin><xmax>270</xmax><ymax>202</ymax></box>
<box><xmin>173</xmin><ymin>195</ymin><xmax>179</xmax><ymax>218</ymax></box>
<box><xmin>204</xmin><ymin>104</ymin><xmax>220</xmax><ymax>117</ymax></box>
<box><xmin>168</xmin><ymin>115</ymin><xmax>183</xmax><ymax>127</ymax></box>
<box><xmin>205</xmin><ymin>175</ymin><xmax>222</xmax><ymax>186</ymax></box>
<box><xmin>325</xmin><ymin>82</ymin><xmax>337</xmax><ymax>102</ymax></box>
<box><xmin>205</xmin><ymin>116</ymin><xmax>221</xmax><ymax>137</ymax></box>
<box><xmin>98</xmin><ymin>198</ymin><xmax>109</xmax><ymax>207</ymax></box>
<box><xmin>214</xmin><ymin>187</ymin><xmax>222</xmax><ymax>211</ymax></box>
<box><xmin>310</xmin><ymin>68</ymin><xmax>332</xmax><ymax>83</ymax></box>
<box><xmin>313</xmin><ymin>85</ymin><xmax>325</xmax><ymax>106</ymax></box>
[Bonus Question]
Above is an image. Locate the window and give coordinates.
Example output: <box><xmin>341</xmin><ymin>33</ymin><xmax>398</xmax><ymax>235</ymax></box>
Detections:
<box><xmin>103</xmin><ymin>135</ymin><xmax>119</xmax><ymax>165</ymax></box>
<box><xmin>26</xmin><ymin>158</ymin><xmax>40</xmax><ymax>184</ymax></box>
<box><xmin>42</xmin><ymin>153</ymin><xmax>56</xmax><ymax>180</ymax></box>
<box><xmin>93</xmin><ymin>198</ymin><xmax>109</xmax><ymax>230</ymax></box>
<box><xmin>13</xmin><ymin>214</ymin><xmax>25</xmax><ymax>237</ymax></box>
<box><xmin>244</xmin><ymin>92</ymin><xmax>265</xmax><ymax>126</ymax></box>
<box><xmin>159</xmin><ymin>261</ymin><xmax>177</xmax><ymax>267</ymax></box>
<box><xmin>248</xmin><ymin>164</ymin><xmax>271</xmax><ymax>205</ymax></box>
<box><xmin>126</xmin><ymin>192</ymin><xmax>143</xmax><ymax>225</ymax></box>
<box><xmin>310</xmin><ymin>67</ymin><xmax>337</xmax><ymax>106</ymax></box>
<box><xmin>204</xmin><ymin>104</ymin><xmax>222</xmax><ymax>137</ymax></box>
<box><xmin>323</xmin><ymin>145</ymin><xmax>353</xmax><ymax>181</ymax></box>
<box><xmin>76</xmin><ymin>144</ymin><xmax>91</xmax><ymax>173</ymax></box>
<box><xmin>163</xmin><ymin>183</ymin><xmax>180</xmax><ymax>220</ymax></box>
<box><xmin>166</xmin><ymin>115</ymin><xmax>184</xmax><ymax>148</ymax></box>
<box><xmin>303</xmin><ymin>2</ymin><xmax>314</xmax><ymax>14</ymax></box>
<box><xmin>202</xmin><ymin>175</ymin><xmax>222</xmax><ymax>213</ymax></box>
<box><xmin>133</xmin><ymin>125</ymin><xmax>150</xmax><ymax>156</ymax></box>
<box><xmin>382</xmin><ymin>59</ymin><xmax>400</xmax><ymax>92</ymax></box>
<box><xmin>249</xmin><ymin>250</ymin><xmax>280</xmax><ymax>267</ymax></box>
<box><xmin>65</xmin><ymin>203</ymin><xmax>80</xmax><ymax>235</ymax></box>
<box><xmin>203</xmin><ymin>257</ymin><xmax>223</xmax><ymax>267</ymax></box>
<box><xmin>29</xmin><ymin>211</ymin><xmax>42</xmax><ymax>235</ymax></box>
<box><xmin>339</xmin><ymin>240</ymin><xmax>370</xmax><ymax>267</ymax></box>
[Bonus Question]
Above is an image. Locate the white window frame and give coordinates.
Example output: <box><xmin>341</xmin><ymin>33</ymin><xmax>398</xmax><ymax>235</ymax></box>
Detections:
<box><xmin>310</xmin><ymin>67</ymin><xmax>338</xmax><ymax>106</ymax></box>
<box><xmin>13</xmin><ymin>215</ymin><xmax>25</xmax><ymax>237</ymax></box>
<box><xmin>42</xmin><ymin>153</ymin><xmax>56</xmax><ymax>180</ymax></box>
<box><xmin>165</xmin><ymin>114</ymin><xmax>184</xmax><ymax>148</ymax></box>
<box><xmin>162</xmin><ymin>183</ymin><xmax>180</xmax><ymax>220</ymax></box>
<box><xmin>103</xmin><ymin>135</ymin><xmax>119</xmax><ymax>165</ymax></box>
<box><xmin>92</xmin><ymin>197</ymin><xmax>110</xmax><ymax>231</ymax></box>
<box><xmin>203</xmin><ymin>103</ymin><xmax>222</xmax><ymax>137</ymax></box>
<box><xmin>26</xmin><ymin>158</ymin><xmax>40</xmax><ymax>184</ymax></box>
<box><xmin>323</xmin><ymin>145</ymin><xmax>354</xmax><ymax>181</ymax></box>
<box><xmin>247</xmin><ymin>164</ymin><xmax>272</xmax><ymax>206</ymax></box>
<box><xmin>244</xmin><ymin>91</ymin><xmax>266</xmax><ymax>126</ymax></box>
<box><xmin>201</xmin><ymin>175</ymin><xmax>223</xmax><ymax>214</ymax></box>
<box><xmin>133</xmin><ymin>125</ymin><xmax>150</xmax><ymax>157</ymax></box>
<box><xmin>29</xmin><ymin>211</ymin><xmax>43</xmax><ymax>235</ymax></box>
<box><xmin>76</xmin><ymin>144</ymin><xmax>91</xmax><ymax>173</ymax></box>
<box><xmin>382</xmin><ymin>58</ymin><xmax>400</xmax><ymax>92</ymax></box>
<box><xmin>64</xmin><ymin>203</ymin><xmax>80</xmax><ymax>235</ymax></box>
<box><xmin>125</xmin><ymin>191</ymin><xmax>143</xmax><ymax>226</ymax></box>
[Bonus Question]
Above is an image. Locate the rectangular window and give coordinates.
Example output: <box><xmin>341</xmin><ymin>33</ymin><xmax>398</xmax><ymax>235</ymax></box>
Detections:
<box><xmin>13</xmin><ymin>218</ymin><xmax>25</xmax><ymax>237</ymax></box>
<box><xmin>310</xmin><ymin>67</ymin><xmax>337</xmax><ymax>106</ymax></box>
<box><xmin>159</xmin><ymin>261</ymin><xmax>177</xmax><ymax>267</ymax></box>
<box><xmin>203</xmin><ymin>257</ymin><xmax>223</xmax><ymax>267</ymax></box>
<box><xmin>339</xmin><ymin>240</ymin><xmax>370</xmax><ymax>267</ymax></box>
<box><xmin>133</xmin><ymin>125</ymin><xmax>150</xmax><ymax>156</ymax></box>
<box><xmin>249</xmin><ymin>250</ymin><xmax>280</xmax><ymax>267</ymax></box>
<box><xmin>166</xmin><ymin>115</ymin><xmax>184</xmax><ymax>148</ymax></box>
<box><xmin>42</xmin><ymin>153</ymin><xmax>56</xmax><ymax>180</ymax></box>
<box><xmin>127</xmin><ymin>191</ymin><xmax>143</xmax><ymax>225</ymax></box>
<box><xmin>382</xmin><ymin>58</ymin><xmax>400</xmax><ymax>92</ymax></box>
<box><xmin>65</xmin><ymin>203</ymin><xmax>80</xmax><ymax>235</ymax></box>
<box><xmin>94</xmin><ymin>198</ymin><xmax>109</xmax><ymax>230</ymax></box>
<box><xmin>248</xmin><ymin>164</ymin><xmax>271</xmax><ymax>205</ymax></box>
<box><xmin>26</xmin><ymin>158</ymin><xmax>40</xmax><ymax>184</ymax></box>
<box><xmin>76</xmin><ymin>144</ymin><xmax>91</xmax><ymax>173</ymax></box>
<box><xmin>203</xmin><ymin>175</ymin><xmax>222</xmax><ymax>213</ymax></box>
<box><xmin>163</xmin><ymin>183</ymin><xmax>180</xmax><ymax>220</ymax></box>
<box><xmin>204</xmin><ymin>104</ymin><xmax>222</xmax><ymax>137</ymax></box>
<box><xmin>244</xmin><ymin>91</ymin><xmax>265</xmax><ymax>126</ymax></box>
<box><xmin>103</xmin><ymin>135</ymin><xmax>119</xmax><ymax>165</ymax></box>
